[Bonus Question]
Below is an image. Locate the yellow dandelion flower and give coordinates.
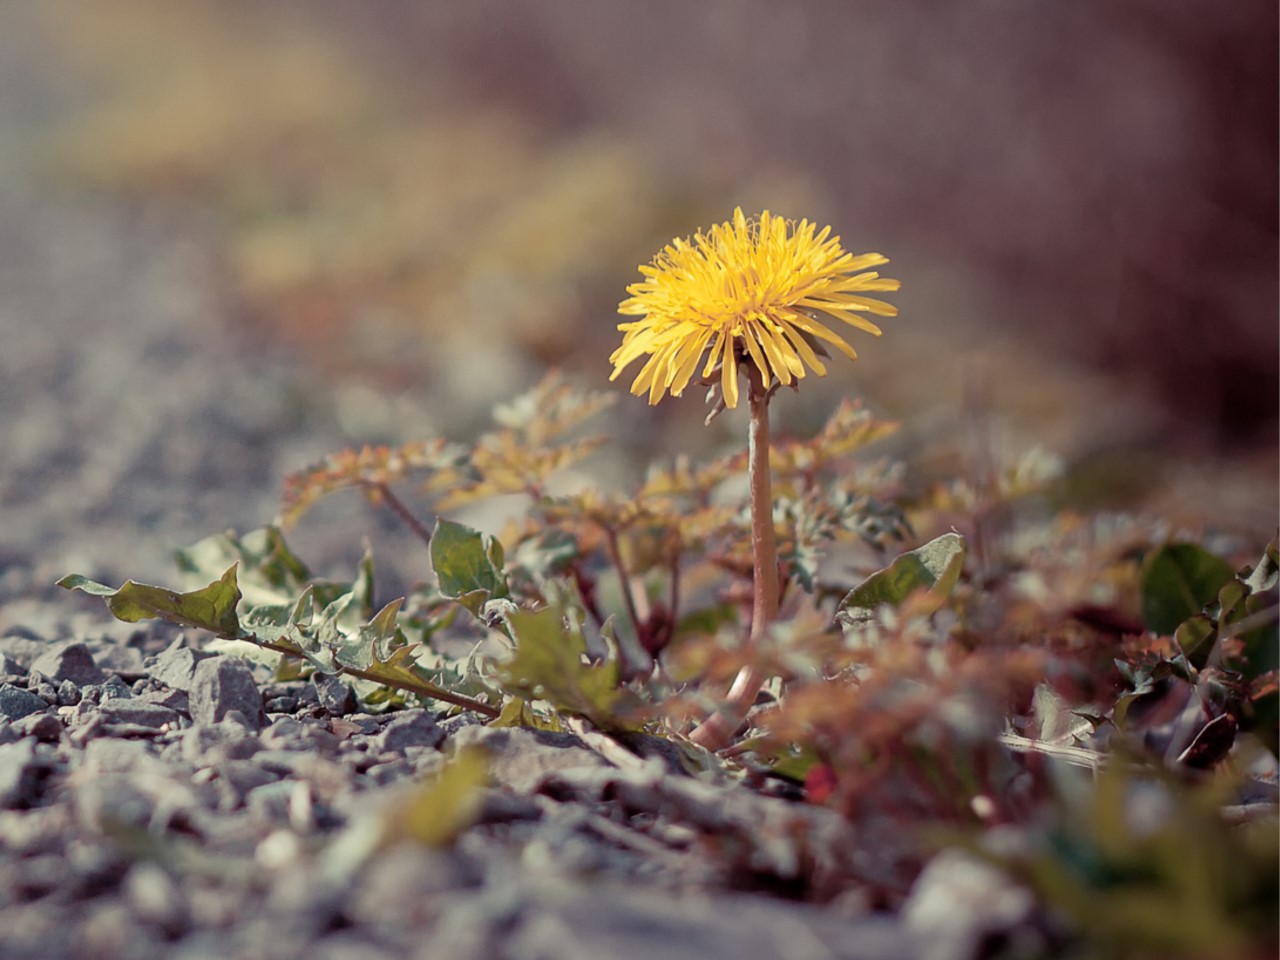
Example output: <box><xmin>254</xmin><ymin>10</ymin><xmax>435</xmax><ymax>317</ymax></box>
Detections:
<box><xmin>609</xmin><ymin>208</ymin><xmax>899</xmax><ymax>409</ymax></box>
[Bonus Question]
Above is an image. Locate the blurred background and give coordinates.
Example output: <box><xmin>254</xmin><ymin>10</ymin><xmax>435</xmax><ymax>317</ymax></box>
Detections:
<box><xmin>0</xmin><ymin>0</ymin><xmax>1275</xmax><ymax>601</ymax></box>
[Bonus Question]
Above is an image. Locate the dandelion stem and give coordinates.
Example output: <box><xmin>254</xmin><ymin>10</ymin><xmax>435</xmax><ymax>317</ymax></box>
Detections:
<box><xmin>689</xmin><ymin>365</ymin><xmax>779</xmax><ymax>748</ymax></box>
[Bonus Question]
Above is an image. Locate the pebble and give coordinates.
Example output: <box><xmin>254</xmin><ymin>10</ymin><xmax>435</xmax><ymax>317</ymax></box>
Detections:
<box><xmin>375</xmin><ymin>710</ymin><xmax>445</xmax><ymax>754</ymax></box>
<box><xmin>0</xmin><ymin>682</ymin><xmax>52</xmax><ymax>720</ymax></box>
<box><xmin>189</xmin><ymin>657</ymin><xmax>266</xmax><ymax>731</ymax></box>
<box><xmin>74</xmin><ymin>775</ymin><xmax>156</xmax><ymax>832</ymax></box>
<box><xmin>29</xmin><ymin>641</ymin><xmax>107</xmax><ymax>686</ymax></box>
<box><xmin>451</xmin><ymin>725</ymin><xmax>611</xmax><ymax>794</ymax></box>
<box><xmin>57</xmin><ymin>678</ymin><xmax>82</xmax><ymax>705</ymax></box>
<box><xmin>96</xmin><ymin>699</ymin><xmax>182</xmax><ymax>730</ymax></box>
<box><xmin>100</xmin><ymin>675</ymin><xmax>135</xmax><ymax>701</ymax></box>
<box><xmin>314</xmin><ymin>675</ymin><xmax>357</xmax><ymax>716</ymax></box>
<box><xmin>0</xmin><ymin>740</ymin><xmax>52</xmax><ymax>807</ymax></box>
<box><xmin>13</xmin><ymin>712</ymin><xmax>63</xmax><ymax>743</ymax></box>
<box><xmin>146</xmin><ymin>642</ymin><xmax>215</xmax><ymax>693</ymax></box>
<box><xmin>182</xmin><ymin>720</ymin><xmax>261</xmax><ymax>766</ymax></box>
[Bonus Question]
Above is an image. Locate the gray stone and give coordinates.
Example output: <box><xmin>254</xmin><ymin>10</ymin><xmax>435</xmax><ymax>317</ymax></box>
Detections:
<box><xmin>56</xmin><ymin>678</ymin><xmax>81</xmax><ymax>706</ymax></box>
<box><xmin>261</xmin><ymin>715</ymin><xmax>307</xmax><ymax>748</ymax></box>
<box><xmin>451</xmin><ymin>725</ymin><xmax>610</xmax><ymax>793</ymax></box>
<box><xmin>125</xmin><ymin>862</ymin><xmax>190</xmax><ymax>936</ymax></box>
<box><xmin>902</xmin><ymin>849</ymin><xmax>1040</xmax><ymax>960</ymax></box>
<box><xmin>13</xmin><ymin>712</ymin><xmax>62</xmax><ymax>743</ymax></box>
<box><xmin>0</xmin><ymin>739</ymin><xmax>52</xmax><ymax>808</ymax></box>
<box><xmin>97</xmin><ymin>698</ymin><xmax>181</xmax><ymax>729</ymax></box>
<box><xmin>82</xmin><ymin>737</ymin><xmax>159</xmax><ymax>774</ymax></box>
<box><xmin>28</xmin><ymin>673</ymin><xmax>58</xmax><ymax>704</ymax></box>
<box><xmin>0</xmin><ymin>652</ymin><xmax>25</xmax><ymax>676</ymax></box>
<box><xmin>74</xmin><ymin>775</ymin><xmax>155</xmax><ymax>831</ymax></box>
<box><xmin>99</xmin><ymin>674</ymin><xmax>134</xmax><ymax>701</ymax></box>
<box><xmin>245</xmin><ymin>780</ymin><xmax>297</xmax><ymax>823</ymax></box>
<box><xmin>29</xmin><ymin>641</ymin><xmax>106</xmax><ymax>686</ymax></box>
<box><xmin>141</xmin><ymin>686</ymin><xmax>189</xmax><ymax>713</ymax></box>
<box><xmin>375</xmin><ymin>710</ymin><xmax>444</xmax><ymax>755</ymax></box>
<box><xmin>315</xmin><ymin>674</ymin><xmax>357</xmax><ymax>715</ymax></box>
<box><xmin>0</xmin><ymin>682</ymin><xmax>50</xmax><ymax>720</ymax></box>
<box><xmin>146</xmin><ymin>642</ymin><xmax>216</xmax><ymax>693</ymax></box>
<box><xmin>214</xmin><ymin>759</ymin><xmax>280</xmax><ymax>804</ymax></box>
<box><xmin>182</xmin><ymin>719</ymin><xmax>261</xmax><ymax>766</ymax></box>
<box><xmin>189</xmin><ymin>656</ymin><xmax>265</xmax><ymax>731</ymax></box>
<box><xmin>502</xmin><ymin>886</ymin><xmax>914</xmax><ymax>960</ymax></box>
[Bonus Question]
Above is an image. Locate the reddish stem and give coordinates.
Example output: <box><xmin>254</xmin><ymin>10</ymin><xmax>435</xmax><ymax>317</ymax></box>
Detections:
<box><xmin>689</xmin><ymin>365</ymin><xmax>779</xmax><ymax>748</ymax></box>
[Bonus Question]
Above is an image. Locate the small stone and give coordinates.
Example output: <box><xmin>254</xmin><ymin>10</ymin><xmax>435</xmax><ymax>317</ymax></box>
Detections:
<box><xmin>13</xmin><ymin>713</ymin><xmax>62</xmax><ymax>743</ymax></box>
<box><xmin>261</xmin><ymin>716</ymin><xmax>306</xmax><ymax>748</ymax></box>
<box><xmin>97</xmin><ymin>699</ymin><xmax>181</xmax><ymax>730</ymax></box>
<box><xmin>0</xmin><ymin>653</ymin><xmax>25</xmax><ymax>676</ymax></box>
<box><xmin>0</xmin><ymin>739</ymin><xmax>52</xmax><ymax>808</ymax></box>
<box><xmin>29</xmin><ymin>641</ymin><xmax>106</xmax><ymax>686</ymax></box>
<box><xmin>903</xmin><ymin>849</ymin><xmax>1039</xmax><ymax>960</ymax></box>
<box><xmin>189</xmin><ymin>656</ymin><xmax>265</xmax><ymax>731</ymax></box>
<box><xmin>146</xmin><ymin>642</ymin><xmax>215</xmax><ymax>693</ymax></box>
<box><xmin>314</xmin><ymin>675</ymin><xmax>357</xmax><ymax>716</ymax></box>
<box><xmin>99</xmin><ymin>675</ymin><xmax>134</xmax><ymax>701</ymax></box>
<box><xmin>264</xmin><ymin>695</ymin><xmax>298</xmax><ymax>714</ymax></box>
<box><xmin>27</xmin><ymin>671</ymin><xmax>59</xmax><ymax>705</ymax></box>
<box><xmin>0</xmin><ymin>683</ymin><xmax>51</xmax><ymax>721</ymax></box>
<box><xmin>364</xmin><ymin>759</ymin><xmax>413</xmax><ymax>786</ymax></box>
<box><xmin>125</xmin><ymin>862</ymin><xmax>190</xmax><ymax>936</ymax></box>
<box><xmin>141</xmin><ymin>687</ymin><xmax>190</xmax><ymax>713</ymax></box>
<box><xmin>82</xmin><ymin>738</ymin><xmax>158</xmax><ymax>774</ymax></box>
<box><xmin>245</xmin><ymin>780</ymin><xmax>296</xmax><ymax>823</ymax></box>
<box><xmin>375</xmin><ymin>711</ymin><xmax>444</xmax><ymax>755</ymax></box>
<box><xmin>74</xmin><ymin>775</ymin><xmax>155</xmax><ymax>831</ymax></box>
<box><xmin>182</xmin><ymin>721</ymin><xmax>260</xmax><ymax>766</ymax></box>
<box><xmin>214</xmin><ymin>760</ymin><xmax>280</xmax><ymax>804</ymax></box>
<box><xmin>450</xmin><ymin>725</ymin><xmax>609</xmax><ymax>794</ymax></box>
<box><xmin>56</xmin><ymin>679</ymin><xmax>81</xmax><ymax>706</ymax></box>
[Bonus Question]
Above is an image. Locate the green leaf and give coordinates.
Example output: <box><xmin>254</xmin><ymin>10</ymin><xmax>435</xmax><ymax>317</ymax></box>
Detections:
<box><xmin>836</xmin><ymin>532</ymin><xmax>966</xmax><ymax>625</ymax></box>
<box><xmin>1174</xmin><ymin>615</ymin><xmax>1217</xmax><ymax>670</ymax></box>
<box><xmin>491</xmin><ymin>696</ymin><xmax>565</xmax><ymax>731</ymax></box>
<box><xmin>176</xmin><ymin>525</ymin><xmax>373</xmax><ymax>615</ymax></box>
<box><xmin>1242</xmin><ymin>536</ymin><xmax>1279</xmax><ymax>596</ymax></box>
<box><xmin>430</xmin><ymin>518</ymin><xmax>509</xmax><ymax>616</ymax></box>
<box><xmin>334</xmin><ymin>598</ymin><xmax>404</xmax><ymax>672</ymax></box>
<box><xmin>1140</xmin><ymin>543</ymin><xmax>1234</xmax><ymax>635</ymax></box>
<box><xmin>58</xmin><ymin>565</ymin><xmax>243</xmax><ymax>637</ymax></box>
<box><xmin>496</xmin><ymin>601</ymin><xmax>640</xmax><ymax>732</ymax></box>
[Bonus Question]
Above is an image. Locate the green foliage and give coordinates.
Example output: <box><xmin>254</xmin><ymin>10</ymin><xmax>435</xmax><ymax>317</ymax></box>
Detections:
<box><xmin>57</xmin><ymin>371</ymin><xmax>1278</xmax><ymax>953</ymax></box>
<box><xmin>991</xmin><ymin>764</ymin><xmax>1278</xmax><ymax>960</ymax></box>
<box><xmin>429</xmin><ymin>518</ymin><xmax>509</xmax><ymax>617</ymax></box>
<box><xmin>58</xmin><ymin>567</ymin><xmax>243</xmax><ymax>636</ymax></box>
<box><xmin>1141</xmin><ymin>542</ymin><xmax>1235</xmax><ymax>636</ymax></box>
<box><xmin>496</xmin><ymin>597</ymin><xmax>641</xmax><ymax>733</ymax></box>
<box><xmin>836</xmin><ymin>531</ymin><xmax>965</xmax><ymax>627</ymax></box>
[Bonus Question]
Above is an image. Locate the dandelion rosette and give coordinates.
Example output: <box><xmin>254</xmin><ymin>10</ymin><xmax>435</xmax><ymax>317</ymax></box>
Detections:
<box><xmin>609</xmin><ymin>208</ymin><xmax>899</xmax><ymax>409</ymax></box>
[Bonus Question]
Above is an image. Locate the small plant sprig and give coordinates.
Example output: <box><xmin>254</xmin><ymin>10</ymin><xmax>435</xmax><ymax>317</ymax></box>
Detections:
<box><xmin>57</xmin><ymin>208</ymin><xmax>1278</xmax><ymax>952</ymax></box>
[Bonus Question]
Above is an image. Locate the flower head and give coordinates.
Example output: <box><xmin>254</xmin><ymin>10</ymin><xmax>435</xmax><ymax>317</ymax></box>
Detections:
<box><xmin>610</xmin><ymin>208</ymin><xmax>899</xmax><ymax>409</ymax></box>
